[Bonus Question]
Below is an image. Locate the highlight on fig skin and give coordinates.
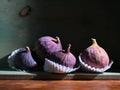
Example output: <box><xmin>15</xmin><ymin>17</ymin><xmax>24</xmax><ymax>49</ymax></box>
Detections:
<box><xmin>81</xmin><ymin>38</ymin><xmax>110</xmax><ymax>68</ymax></box>
<box><xmin>49</xmin><ymin>44</ymin><xmax>76</xmax><ymax>68</ymax></box>
<box><xmin>34</xmin><ymin>36</ymin><xmax>62</xmax><ymax>59</ymax></box>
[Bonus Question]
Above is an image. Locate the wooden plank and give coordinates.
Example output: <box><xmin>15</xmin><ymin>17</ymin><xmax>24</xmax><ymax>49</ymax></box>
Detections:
<box><xmin>0</xmin><ymin>71</ymin><xmax>120</xmax><ymax>80</ymax></box>
<box><xmin>0</xmin><ymin>80</ymin><xmax>120</xmax><ymax>90</ymax></box>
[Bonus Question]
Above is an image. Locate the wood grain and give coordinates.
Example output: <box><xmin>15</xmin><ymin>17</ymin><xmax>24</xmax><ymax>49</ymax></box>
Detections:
<box><xmin>0</xmin><ymin>80</ymin><xmax>120</xmax><ymax>90</ymax></box>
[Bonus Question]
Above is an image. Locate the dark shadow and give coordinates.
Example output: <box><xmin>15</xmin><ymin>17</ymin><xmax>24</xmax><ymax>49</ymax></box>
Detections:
<box><xmin>0</xmin><ymin>54</ymin><xmax>15</xmax><ymax>71</ymax></box>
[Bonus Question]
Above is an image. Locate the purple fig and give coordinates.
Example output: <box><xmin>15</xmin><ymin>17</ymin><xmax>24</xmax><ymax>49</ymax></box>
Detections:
<box><xmin>8</xmin><ymin>46</ymin><xmax>37</xmax><ymax>71</ymax></box>
<box><xmin>34</xmin><ymin>36</ymin><xmax>62</xmax><ymax>58</ymax></box>
<box><xmin>50</xmin><ymin>44</ymin><xmax>76</xmax><ymax>68</ymax></box>
<box><xmin>81</xmin><ymin>38</ymin><xmax>109</xmax><ymax>68</ymax></box>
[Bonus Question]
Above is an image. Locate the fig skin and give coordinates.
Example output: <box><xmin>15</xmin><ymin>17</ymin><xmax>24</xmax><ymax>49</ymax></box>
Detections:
<box><xmin>34</xmin><ymin>36</ymin><xmax>62</xmax><ymax>58</ymax></box>
<box><xmin>81</xmin><ymin>38</ymin><xmax>109</xmax><ymax>68</ymax></box>
<box><xmin>49</xmin><ymin>44</ymin><xmax>76</xmax><ymax>68</ymax></box>
<box><xmin>14</xmin><ymin>46</ymin><xmax>37</xmax><ymax>70</ymax></box>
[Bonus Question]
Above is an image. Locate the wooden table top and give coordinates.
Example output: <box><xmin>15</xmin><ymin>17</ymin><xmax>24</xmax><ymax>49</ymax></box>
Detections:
<box><xmin>0</xmin><ymin>80</ymin><xmax>120</xmax><ymax>90</ymax></box>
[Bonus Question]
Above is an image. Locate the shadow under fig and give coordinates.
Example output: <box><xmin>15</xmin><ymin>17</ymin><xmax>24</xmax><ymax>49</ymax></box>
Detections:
<box><xmin>0</xmin><ymin>54</ymin><xmax>15</xmax><ymax>71</ymax></box>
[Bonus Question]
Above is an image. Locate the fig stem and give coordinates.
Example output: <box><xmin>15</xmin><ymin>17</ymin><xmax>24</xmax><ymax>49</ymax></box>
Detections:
<box><xmin>56</xmin><ymin>36</ymin><xmax>60</xmax><ymax>43</ymax></box>
<box><xmin>51</xmin><ymin>36</ymin><xmax>60</xmax><ymax>43</ymax></box>
<box><xmin>65</xmin><ymin>44</ymin><xmax>71</xmax><ymax>53</ymax></box>
<box><xmin>91</xmin><ymin>38</ymin><xmax>98</xmax><ymax>45</ymax></box>
<box><xmin>25</xmin><ymin>46</ymin><xmax>30</xmax><ymax>52</ymax></box>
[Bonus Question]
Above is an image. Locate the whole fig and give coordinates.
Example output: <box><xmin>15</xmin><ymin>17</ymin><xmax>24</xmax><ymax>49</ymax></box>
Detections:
<box><xmin>44</xmin><ymin>44</ymin><xmax>80</xmax><ymax>73</ymax></box>
<box><xmin>81</xmin><ymin>38</ymin><xmax>109</xmax><ymax>68</ymax></box>
<box><xmin>50</xmin><ymin>44</ymin><xmax>76</xmax><ymax>68</ymax></box>
<box><xmin>34</xmin><ymin>36</ymin><xmax>62</xmax><ymax>58</ymax></box>
<box><xmin>8</xmin><ymin>46</ymin><xmax>37</xmax><ymax>71</ymax></box>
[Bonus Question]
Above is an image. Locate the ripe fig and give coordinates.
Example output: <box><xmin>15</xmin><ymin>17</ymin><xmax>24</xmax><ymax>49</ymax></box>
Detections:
<box><xmin>34</xmin><ymin>36</ymin><xmax>62</xmax><ymax>58</ymax></box>
<box><xmin>50</xmin><ymin>44</ymin><xmax>76</xmax><ymax>68</ymax></box>
<box><xmin>44</xmin><ymin>44</ymin><xmax>80</xmax><ymax>73</ymax></box>
<box><xmin>8</xmin><ymin>46</ymin><xmax>37</xmax><ymax>71</ymax></box>
<box><xmin>79</xmin><ymin>38</ymin><xmax>113</xmax><ymax>72</ymax></box>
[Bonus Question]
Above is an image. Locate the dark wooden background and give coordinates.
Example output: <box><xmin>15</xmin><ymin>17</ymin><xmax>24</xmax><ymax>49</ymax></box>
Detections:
<box><xmin>0</xmin><ymin>0</ymin><xmax>119</xmax><ymax>71</ymax></box>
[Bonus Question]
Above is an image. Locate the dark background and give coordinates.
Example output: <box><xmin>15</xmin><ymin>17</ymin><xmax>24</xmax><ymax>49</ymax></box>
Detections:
<box><xmin>0</xmin><ymin>0</ymin><xmax>119</xmax><ymax>71</ymax></box>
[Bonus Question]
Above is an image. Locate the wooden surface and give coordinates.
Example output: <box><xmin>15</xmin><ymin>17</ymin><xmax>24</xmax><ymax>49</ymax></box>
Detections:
<box><xmin>0</xmin><ymin>80</ymin><xmax>120</xmax><ymax>90</ymax></box>
<box><xmin>0</xmin><ymin>71</ymin><xmax>120</xmax><ymax>80</ymax></box>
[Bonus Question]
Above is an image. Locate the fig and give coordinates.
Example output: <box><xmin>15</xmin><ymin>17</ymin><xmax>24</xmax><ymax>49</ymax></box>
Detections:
<box><xmin>79</xmin><ymin>38</ymin><xmax>113</xmax><ymax>72</ymax></box>
<box><xmin>34</xmin><ymin>36</ymin><xmax>62</xmax><ymax>58</ymax></box>
<box><xmin>50</xmin><ymin>44</ymin><xmax>76</xmax><ymax>68</ymax></box>
<box><xmin>8</xmin><ymin>46</ymin><xmax>37</xmax><ymax>71</ymax></box>
<box><xmin>44</xmin><ymin>44</ymin><xmax>80</xmax><ymax>73</ymax></box>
